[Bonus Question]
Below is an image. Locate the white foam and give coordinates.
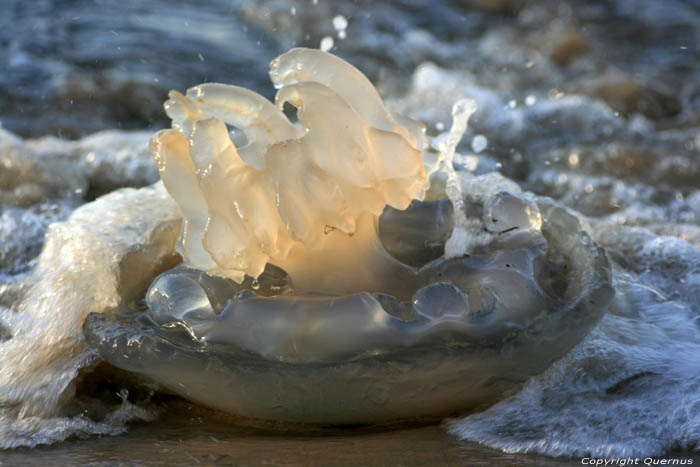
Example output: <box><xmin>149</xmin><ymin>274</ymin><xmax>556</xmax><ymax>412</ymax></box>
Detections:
<box><xmin>0</xmin><ymin>183</ymin><xmax>179</xmax><ymax>447</ymax></box>
<box><xmin>448</xmin><ymin>231</ymin><xmax>700</xmax><ymax>457</ymax></box>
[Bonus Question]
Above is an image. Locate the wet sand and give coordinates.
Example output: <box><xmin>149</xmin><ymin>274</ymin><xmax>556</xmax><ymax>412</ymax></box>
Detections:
<box><xmin>0</xmin><ymin>400</ymin><xmax>584</xmax><ymax>466</ymax></box>
<box><xmin>6</xmin><ymin>399</ymin><xmax>699</xmax><ymax>466</ymax></box>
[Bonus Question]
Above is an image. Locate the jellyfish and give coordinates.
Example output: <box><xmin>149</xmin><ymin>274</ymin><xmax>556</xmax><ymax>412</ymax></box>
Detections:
<box><xmin>84</xmin><ymin>48</ymin><xmax>614</xmax><ymax>424</ymax></box>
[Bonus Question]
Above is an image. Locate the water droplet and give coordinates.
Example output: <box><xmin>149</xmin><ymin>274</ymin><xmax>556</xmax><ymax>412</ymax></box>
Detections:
<box><xmin>471</xmin><ymin>134</ymin><xmax>488</xmax><ymax>153</ymax></box>
<box><xmin>320</xmin><ymin>36</ymin><xmax>334</xmax><ymax>52</ymax></box>
<box><xmin>251</xmin><ymin>279</ymin><xmax>260</xmax><ymax>291</ymax></box>
<box><xmin>525</xmin><ymin>95</ymin><xmax>537</xmax><ymax>106</ymax></box>
<box><xmin>333</xmin><ymin>15</ymin><xmax>348</xmax><ymax>31</ymax></box>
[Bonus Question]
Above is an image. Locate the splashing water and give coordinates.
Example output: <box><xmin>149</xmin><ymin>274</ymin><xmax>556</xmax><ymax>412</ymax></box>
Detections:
<box><xmin>1</xmin><ymin>0</ymin><xmax>699</xmax><ymax>458</ymax></box>
<box><xmin>320</xmin><ymin>36</ymin><xmax>334</xmax><ymax>52</ymax></box>
<box><xmin>435</xmin><ymin>99</ymin><xmax>477</xmax><ymax>259</ymax></box>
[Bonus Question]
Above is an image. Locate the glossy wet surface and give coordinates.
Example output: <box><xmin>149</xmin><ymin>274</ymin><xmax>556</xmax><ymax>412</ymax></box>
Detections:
<box><xmin>0</xmin><ymin>400</ymin><xmax>599</xmax><ymax>466</ymax></box>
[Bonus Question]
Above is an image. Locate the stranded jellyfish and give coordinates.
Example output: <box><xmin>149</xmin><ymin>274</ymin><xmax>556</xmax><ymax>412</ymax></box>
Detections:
<box><xmin>84</xmin><ymin>48</ymin><xmax>614</xmax><ymax>424</ymax></box>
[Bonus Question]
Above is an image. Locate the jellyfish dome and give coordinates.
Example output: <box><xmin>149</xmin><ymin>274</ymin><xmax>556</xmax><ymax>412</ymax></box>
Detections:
<box><xmin>84</xmin><ymin>48</ymin><xmax>614</xmax><ymax>424</ymax></box>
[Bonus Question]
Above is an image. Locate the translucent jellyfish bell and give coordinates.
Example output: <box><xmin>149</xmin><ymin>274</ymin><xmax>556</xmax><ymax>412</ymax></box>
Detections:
<box><xmin>85</xmin><ymin>198</ymin><xmax>612</xmax><ymax>423</ymax></box>
<box><xmin>484</xmin><ymin>192</ymin><xmax>542</xmax><ymax>233</ymax></box>
<box><xmin>84</xmin><ymin>49</ymin><xmax>614</xmax><ymax>425</ymax></box>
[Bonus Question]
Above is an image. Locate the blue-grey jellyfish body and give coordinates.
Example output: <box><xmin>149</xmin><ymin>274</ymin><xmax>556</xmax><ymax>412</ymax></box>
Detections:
<box><xmin>84</xmin><ymin>199</ymin><xmax>614</xmax><ymax>424</ymax></box>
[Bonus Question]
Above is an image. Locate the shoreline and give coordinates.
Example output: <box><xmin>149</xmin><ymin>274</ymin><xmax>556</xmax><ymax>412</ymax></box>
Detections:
<box><xmin>3</xmin><ymin>400</ymin><xmax>698</xmax><ymax>466</ymax></box>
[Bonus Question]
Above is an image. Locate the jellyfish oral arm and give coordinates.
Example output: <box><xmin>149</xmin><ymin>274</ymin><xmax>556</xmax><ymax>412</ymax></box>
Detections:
<box><xmin>150</xmin><ymin>48</ymin><xmax>428</xmax><ymax>296</ymax></box>
<box><xmin>273</xmin><ymin>212</ymin><xmax>418</xmax><ymax>298</ymax></box>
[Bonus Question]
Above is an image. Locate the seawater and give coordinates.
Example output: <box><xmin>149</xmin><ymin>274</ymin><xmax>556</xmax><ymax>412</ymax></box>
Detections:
<box><xmin>1</xmin><ymin>0</ymin><xmax>699</xmax><ymax>459</ymax></box>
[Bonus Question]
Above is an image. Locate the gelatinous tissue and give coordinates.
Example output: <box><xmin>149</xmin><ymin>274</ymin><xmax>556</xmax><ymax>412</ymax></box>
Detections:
<box><xmin>84</xmin><ymin>48</ymin><xmax>614</xmax><ymax>424</ymax></box>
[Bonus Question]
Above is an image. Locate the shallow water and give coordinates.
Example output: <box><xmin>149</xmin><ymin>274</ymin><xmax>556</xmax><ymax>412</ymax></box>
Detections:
<box><xmin>1</xmin><ymin>0</ymin><xmax>700</xmax><ymax>461</ymax></box>
<box><xmin>0</xmin><ymin>400</ymin><xmax>611</xmax><ymax>467</ymax></box>
<box><xmin>3</xmin><ymin>400</ymin><xmax>699</xmax><ymax>466</ymax></box>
